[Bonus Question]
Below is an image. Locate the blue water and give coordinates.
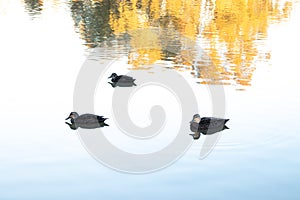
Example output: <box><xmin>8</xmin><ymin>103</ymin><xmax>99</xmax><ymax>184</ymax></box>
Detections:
<box><xmin>1</xmin><ymin>0</ymin><xmax>300</xmax><ymax>199</ymax></box>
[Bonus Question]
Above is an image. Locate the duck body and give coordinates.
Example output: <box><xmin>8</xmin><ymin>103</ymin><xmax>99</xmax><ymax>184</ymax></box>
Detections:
<box><xmin>65</xmin><ymin>112</ymin><xmax>108</xmax><ymax>130</ymax></box>
<box><xmin>108</xmin><ymin>73</ymin><xmax>136</xmax><ymax>84</ymax></box>
<box><xmin>71</xmin><ymin>113</ymin><xmax>106</xmax><ymax>124</ymax></box>
<box><xmin>189</xmin><ymin>114</ymin><xmax>229</xmax><ymax>139</ymax></box>
<box><xmin>191</xmin><ymin>117</ymin><xmax>229</xmax><ymax>134</ymax></box>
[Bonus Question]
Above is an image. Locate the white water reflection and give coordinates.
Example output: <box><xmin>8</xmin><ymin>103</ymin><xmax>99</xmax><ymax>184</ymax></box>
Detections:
<box><xmin>0</xmin><ymin>0</ymin><xmax>300</xmax><ymax>199</ymax></box>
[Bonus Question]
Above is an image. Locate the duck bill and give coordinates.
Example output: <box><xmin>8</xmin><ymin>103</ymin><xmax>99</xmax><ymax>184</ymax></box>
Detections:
<box><xmin>65</xmin><ymin>116</ymin><xmax>70</xmax><ymax>120</ymax></box>
<box><xmin>108</xmin><ymin>75</ymin><xmax>112</xmax><ymax>79</ymax></box>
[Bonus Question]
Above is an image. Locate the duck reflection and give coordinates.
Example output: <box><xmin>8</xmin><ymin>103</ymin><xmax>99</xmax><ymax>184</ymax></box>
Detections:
<box><xmin>189</xmin><ymin>114</ymin><xmax>229</xmax><ymax>140</ymax></box>
<box><xmin>108</xmin><ymin>81</ymin><xmax>137</xmax><ymax>88</ymax></box>
<box><xmin>108</xmin><ymin>73</ymin><xmax>136</xmax><ymax>88</ymax></box>
<box><xmin>65</xmin><ymin>112</ymin><xmax>109</xmax><ymax>130</ymax></box>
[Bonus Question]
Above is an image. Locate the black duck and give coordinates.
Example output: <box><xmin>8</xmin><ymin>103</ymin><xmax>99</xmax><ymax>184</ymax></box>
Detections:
<box><xmin>189</xmin><ymin>114</ymin><xmax>229</xmax><ymax>139</ymax></box>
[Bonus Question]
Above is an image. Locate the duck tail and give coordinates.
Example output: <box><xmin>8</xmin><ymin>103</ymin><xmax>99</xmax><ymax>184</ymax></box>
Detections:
<box><xmin>225</xmin><ymin>119</ymin><xmax>230</xmax><ymax>123</ymax></box>
<box><xmin>224</xmin><ymin>125</ymin><xmax>229</xmax><ymax>129</ymax></box>
<box><xmin>97</xmin><ymin>116</ymin><xmax>108</xmax><ymax>122</ymax></box>
<box><xmin>103</xmin><ymin>118</ymin><xmax>108</xmax><ymax>121</ymax></box>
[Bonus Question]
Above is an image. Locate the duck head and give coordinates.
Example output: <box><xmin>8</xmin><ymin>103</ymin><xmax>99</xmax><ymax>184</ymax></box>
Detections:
<box><xmin>65</xmin><ymin>112</ymin><xmax>79</xmax><ymax>121</ymax></box>
<box><xmin>190</xmin><ymin>114</ymin><xmax>201</xmax><ymax>123</ymax></box>
<box><xmin>108</xmin><ymin>73</ymin><xmax>117</xmax><ymax>79</ymax></box>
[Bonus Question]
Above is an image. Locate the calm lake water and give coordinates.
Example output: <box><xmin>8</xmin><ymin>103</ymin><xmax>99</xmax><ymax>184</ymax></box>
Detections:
<box><xmin>1</xmin><ymin>0</ymin><xmax>300</xmax><ymax>199</ymax></box>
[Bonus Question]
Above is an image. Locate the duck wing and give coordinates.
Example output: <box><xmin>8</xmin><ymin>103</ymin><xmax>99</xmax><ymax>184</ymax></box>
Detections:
<box><xmin>200</xmin><ymin>117</ymin><xmax>228</xmax><ymax>127</ymax></box>
<box><xmin>199</xmin><ymin>117</ymin><xmax>229</xmax><ymax>134</ymax></box>
<box><xmin>115</xmin><ymin>75</ymin><xmax>135</xmax><ymax>83</ymax></box>
<box><xmin>75</xmin><ymin>114</ymin><xmax>99</xmax><ymax>124</ymax></box>
<box><xmin>198</xmin><ymin>117</ymin><xmax>212</xmax><ymax>129</ymax></box>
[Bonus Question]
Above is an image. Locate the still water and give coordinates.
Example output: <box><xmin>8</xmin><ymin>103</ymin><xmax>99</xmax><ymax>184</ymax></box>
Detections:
<box><xmin>1</xmin><ymin>0</ymin><xmax>300</xmax><ymax>199</ymax></box>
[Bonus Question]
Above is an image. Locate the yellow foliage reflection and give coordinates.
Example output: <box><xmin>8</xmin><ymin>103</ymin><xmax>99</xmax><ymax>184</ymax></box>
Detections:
<box><xmin>67</xmin><ymin>0</ymin><xmax>295</xmax><ymax>87</ymax></box>
<box><xmin>197</xmin><ymin>0</ymin><xmax>294</xmax><ymax>86</ymax></box>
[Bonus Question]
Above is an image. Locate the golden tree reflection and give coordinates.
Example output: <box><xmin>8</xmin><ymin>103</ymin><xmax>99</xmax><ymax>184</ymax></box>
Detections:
<box><xmin>196</xmin><ymin>0</ymin><xmax>294</xmax><ymax>86</ymax></box>
<box><xmin>67</xmin><ymin>0</ymin><xmax>294</xmax><ymax>87</ymax></box>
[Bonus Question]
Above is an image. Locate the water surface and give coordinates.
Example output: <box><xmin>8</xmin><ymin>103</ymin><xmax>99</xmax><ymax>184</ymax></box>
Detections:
<box><xmin>1</xmin><ymin>0</ymin><xmax>300</xmax><ymax>199</ymax></box>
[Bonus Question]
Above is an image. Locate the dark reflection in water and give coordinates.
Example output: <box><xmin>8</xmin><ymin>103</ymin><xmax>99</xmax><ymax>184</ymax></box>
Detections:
<box><xmin>24</xmin><ymin>0</ymin><xmax>43</xmax><ymax>17</ymax></box>
<box><xmin>65</xmin><ymin>121</ymin><xmax>109</xmax><ymax>130</ymax></box>
<box><xmin>108</xmin><ymin>81</ymin><xmax>137</xmax><ymax>88</ymax></box>
<box><xmin>23</xmin><ymin>0</ymin><xmax>295</xmax><ymax>88</ymax></box>
<box><xmin>189</xmin><ymin>125</ymin><xmax>229</xmax><ymax>140</ymax></box>
<box><xmin>70</xmin><ymin>0</ymin><xmax>117</xmax><ymax>48</ymax></box>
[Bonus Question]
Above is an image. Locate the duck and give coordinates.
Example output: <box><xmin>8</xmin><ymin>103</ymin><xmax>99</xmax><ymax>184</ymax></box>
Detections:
<box><xmin>65</xmin><ymin>112</ymin><xmax>108</xmax><ymax>130</ymax></box>
<box><xmin>108</xmin><ymin>73</ymin><xmax>136</xmax><ymax>83</ymax></box>
<box><xmin>189</xmin><ymin>114</ymin><xmax>229</xmax><ymax>140</ymax></box>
